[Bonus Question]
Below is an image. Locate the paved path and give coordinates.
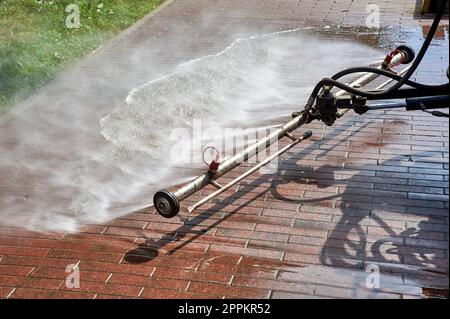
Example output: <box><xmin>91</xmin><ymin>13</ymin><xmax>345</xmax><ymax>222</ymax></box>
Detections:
<box><xmin>0</xmin><ymin>0</ymin><xmax>448</xmax><ymax>298</ymax></box>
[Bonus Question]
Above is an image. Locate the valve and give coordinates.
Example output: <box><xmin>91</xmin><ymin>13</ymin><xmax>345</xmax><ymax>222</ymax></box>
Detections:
<box><xmin>316</xmin><ymin>86</ymin><xmax>338</xmax><ymax>126</ymax></box>
<box><xmin>202</xmin><ymin>146</ymin><xmax>221</xmax><ymax>176</ymax></box>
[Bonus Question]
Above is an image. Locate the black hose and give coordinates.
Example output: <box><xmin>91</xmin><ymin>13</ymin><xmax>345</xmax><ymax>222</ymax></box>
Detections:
<box><xmin>366</xmin><ymin>86</ymin><xmax>449</xmax><ymax>100</ymax></box>
<box><xmin>305</xmin><ymin>0</ymin><xmax>448</xmax><ymax>106</ymax></box>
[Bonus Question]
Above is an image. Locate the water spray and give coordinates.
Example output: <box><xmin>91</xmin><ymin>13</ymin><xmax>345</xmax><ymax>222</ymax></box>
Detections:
<box><xmin>154</xmin><ymin>2</ymin><xmax>449</xmax><ymax>218</ymax></box>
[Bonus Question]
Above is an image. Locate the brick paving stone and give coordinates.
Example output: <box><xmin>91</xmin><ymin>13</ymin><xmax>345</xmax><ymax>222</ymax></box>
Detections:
<box><xmin>0</xmin><ymin>0</ymin><xmax>448</xmax><ymax>299</ymax></box>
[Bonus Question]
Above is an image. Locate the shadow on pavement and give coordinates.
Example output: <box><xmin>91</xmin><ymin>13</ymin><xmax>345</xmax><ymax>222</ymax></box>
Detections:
<box><xmin>124</xmin><ymin>117</ymin><xmax>448</xmax><ymax>286</ymax></box>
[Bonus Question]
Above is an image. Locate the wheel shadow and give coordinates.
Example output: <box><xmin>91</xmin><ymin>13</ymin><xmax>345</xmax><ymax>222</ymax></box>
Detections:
<box><xmin>271</xmin><ymin>153</ymin><xmax>448</xmax><ymax>273</ymax></box>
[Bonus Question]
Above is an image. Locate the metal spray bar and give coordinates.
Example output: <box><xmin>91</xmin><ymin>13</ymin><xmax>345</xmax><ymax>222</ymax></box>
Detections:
<box><xmin>154</xmin><ymin>111</ymin><xmax>310</xmax><ymax>218</ymax></box>
<box><xmin>187</xmin><ymin>130</ymin><xmax>313</xmax><ymax>213</ymax></box>
<box><xmin>153</xmin><ymin>49</ymin><xmax>411</xmax><ymax>218</ymax></box>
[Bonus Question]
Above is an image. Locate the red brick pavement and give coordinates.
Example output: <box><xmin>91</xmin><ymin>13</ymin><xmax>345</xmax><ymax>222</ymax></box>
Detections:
<box><xmin>0</xmin><ymin>0</ymin><xmax>448</xmax><ymax>299</ymax></box>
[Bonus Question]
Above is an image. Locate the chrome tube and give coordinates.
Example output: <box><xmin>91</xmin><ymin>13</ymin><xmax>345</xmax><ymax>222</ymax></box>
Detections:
<box><xmin>154</xmin><ymin>113</ymin><xmax>309</xmax><ymax>218</ymax></box>
<box><xmin>153</xmin><ymin>51</ymin><xmax>409</xmax><ymax>218</ymax></box>
<box><xmin>337</xmin><ymin>65</ymin><xmax>411</xmax><ymax>117</ymax></box>
<box><xmin>187</xmin><ymin>130</ymin><xmax>313</xmax><ymax>213</ymax></box>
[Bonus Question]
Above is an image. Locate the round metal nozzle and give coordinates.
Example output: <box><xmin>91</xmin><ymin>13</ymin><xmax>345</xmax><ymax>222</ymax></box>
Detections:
<box><xmin>153</xmin><ymin>191</ymin><xmax>180</xmax><ymax>218</ymax></box>
<box><xmin>396</xmin><ymin>45</ymin><xmax>415</xmax><ymax>64</ymax></box>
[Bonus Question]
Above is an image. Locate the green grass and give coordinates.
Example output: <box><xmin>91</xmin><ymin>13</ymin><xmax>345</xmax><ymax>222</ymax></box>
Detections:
<box><xmin>0</xmin><ymin>0</ymin><xmax>165</xmax><ymax>113</ymax></box>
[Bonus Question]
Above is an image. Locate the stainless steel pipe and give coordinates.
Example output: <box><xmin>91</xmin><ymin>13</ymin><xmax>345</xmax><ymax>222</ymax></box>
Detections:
<box><xmin>153</xmin><ymin>51</ymin><xmax>409</xmax><ymax>218</ymax></box>
<box><xmin>154</xmin><ymin>112</ymin><xmax>309</xmax><ymax>218</ymax></box>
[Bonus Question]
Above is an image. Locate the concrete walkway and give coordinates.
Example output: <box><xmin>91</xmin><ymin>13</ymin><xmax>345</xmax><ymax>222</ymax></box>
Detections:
<box><xmin>0</xmin><ymin>0</ymin><xmax>448</xmax><ymax>299</ymax></box>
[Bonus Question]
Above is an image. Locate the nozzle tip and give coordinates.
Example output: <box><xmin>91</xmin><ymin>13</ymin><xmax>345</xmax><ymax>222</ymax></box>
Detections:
<box><xmin>154</xmin><ymin>191</ymin><xmax>180</xmax><ymax>218</ymax></box>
